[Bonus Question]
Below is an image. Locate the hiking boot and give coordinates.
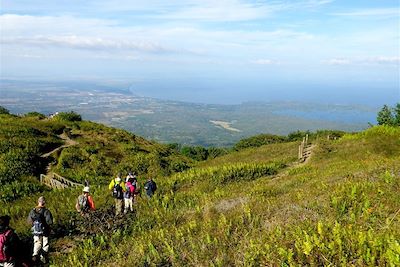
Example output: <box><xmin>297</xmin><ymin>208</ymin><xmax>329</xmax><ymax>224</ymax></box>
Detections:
<box><xmin>32</xmin><ymin>255</ymin><xmax>39</xmax><ymax>263</ymax></box>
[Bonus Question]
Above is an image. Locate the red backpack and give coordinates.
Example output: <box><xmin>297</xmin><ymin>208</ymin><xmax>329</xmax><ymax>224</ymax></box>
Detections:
<box><xmin>0</xmin><ymin>229</ymin><xmax>12</xmax><ymax>262</ymax></box>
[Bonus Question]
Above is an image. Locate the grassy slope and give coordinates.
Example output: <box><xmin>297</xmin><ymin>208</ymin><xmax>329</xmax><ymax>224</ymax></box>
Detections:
<box><xmin>198</xmin><ymin>141</ymin><xmax>298</xmax><ymax>168</ymax></box>
<box><xmin>0</xmin><ymin>114</ymin><xmax>191</xmax><ymax>236</ymax></box>
<box><xmin>1</xmin><ymin>115</ymin><xmax>399</xmax><ymax>266</ymax></box>
<box><xmin>47</xmin><ymin>126</ymin><xmax>399</xmax><ymax>266</ymax></box>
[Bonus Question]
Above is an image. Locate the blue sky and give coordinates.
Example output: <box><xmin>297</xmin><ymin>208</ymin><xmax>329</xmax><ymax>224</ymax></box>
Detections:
<box><xmin>0</xmin><ymin>0</ymin><xmax>399</xmax><ymax>105</ymax></box>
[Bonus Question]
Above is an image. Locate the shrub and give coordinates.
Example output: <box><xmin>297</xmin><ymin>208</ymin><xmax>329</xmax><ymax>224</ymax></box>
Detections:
<box><xmin>54</xmin><ymin>111</ymin><xmax>82</xmax><ymax>122</ymax></box>
<box><xmin>0</xmin><ymin>106</ymin><xmax>10</xmax><ymax>115</ymax></box>
<box><xmin>234</xmin><ymin>134</ymin><xmax>287</xmax><ymax>150</ymax></box>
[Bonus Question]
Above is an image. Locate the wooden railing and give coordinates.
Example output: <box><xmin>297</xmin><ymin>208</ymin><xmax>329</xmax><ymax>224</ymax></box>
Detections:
<box><xmin>298</xmin><ymin>134</ymin><xmax>312</xmax><ymax>162</ymax></box>
<box><xmin>40</xmin><ymin>173</ymin><xmax>83</xmax><ymax>189</ymax></box>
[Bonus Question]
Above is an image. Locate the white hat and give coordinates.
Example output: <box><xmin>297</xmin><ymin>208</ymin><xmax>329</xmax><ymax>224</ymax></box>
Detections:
<box><xmin>116</xmin><ymin>177</ymin><xmax>121</xmax><ymax>182</ymax></box>
<box><xmin>83</xmin><ymin>186</ymin><xmax>90</xmax><ymax>193</ymax></box>
<box><xmin>38</xmin><ymin>196</ymin><xmax>46</xmax><ymax>205</ymax></box>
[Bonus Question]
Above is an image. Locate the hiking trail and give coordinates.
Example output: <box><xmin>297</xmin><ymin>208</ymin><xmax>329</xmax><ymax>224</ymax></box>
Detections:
<box><xmin>40</xmin><ymin>133</ymin><xmax>82</xmax><ymax>189</ymax></box>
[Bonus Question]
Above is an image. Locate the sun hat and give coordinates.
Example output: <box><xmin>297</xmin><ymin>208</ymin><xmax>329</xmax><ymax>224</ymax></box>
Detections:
<box><xmin>38</xmin><ymin>196</ymin><xmax>46</xmax><ymax>205</ymax></box>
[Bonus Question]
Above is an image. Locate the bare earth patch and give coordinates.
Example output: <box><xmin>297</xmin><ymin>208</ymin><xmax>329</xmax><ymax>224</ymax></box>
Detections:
<box><xmin>215</xmin><ymin>196</ymin><xmax>249</xmax><ymax>212</ymax></box>
<box><xmin>210</xmin><ymin>120</ymin><xmax>241</xmax><ymax>132</ymax></box>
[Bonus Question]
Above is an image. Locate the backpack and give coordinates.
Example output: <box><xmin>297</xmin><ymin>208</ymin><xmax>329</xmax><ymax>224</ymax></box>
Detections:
<box><xmin>31</xmin><ymin>208</ymin><xmax>45</xmax><ymax>236</ymax></box>
<box><xmin>0</xmin><ymin>229</ymin><xmax>12</xmax><ymax>262</ymax></box>
<box><xmin>78</xmin><ymin>195</ymin><xmax>89</xmax><ymax>212</ymax></box>
<box><xmin>112</xmin><ymin>182</ymin><xmax>123</xmax><ymax>199</ymax></box>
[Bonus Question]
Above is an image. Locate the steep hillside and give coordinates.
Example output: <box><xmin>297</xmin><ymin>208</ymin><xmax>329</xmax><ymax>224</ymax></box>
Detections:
<box><xmin>63</xmin><ymin>126</ymin><xmax>398</xmax><ymax>266</ymax></box>
<box><xmin>1</xmin><ymin>113</ymin><xmax>399</xmax><ymax>266</ymax></box>
<box><xmin>0</xmin><ymin>112</ymin><xmax>192</xmax><ymax>232</ymax></box>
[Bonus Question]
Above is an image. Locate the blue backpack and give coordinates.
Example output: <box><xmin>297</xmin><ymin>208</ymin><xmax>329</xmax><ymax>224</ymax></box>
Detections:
<box><xmin>31</xmin><ymin>208</ymin><xmax>45</xmax><ymax>236</ymax></box>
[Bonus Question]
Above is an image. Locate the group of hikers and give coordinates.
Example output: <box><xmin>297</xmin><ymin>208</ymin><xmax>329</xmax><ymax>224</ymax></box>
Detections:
<box><xmin>0</xmin><ymin>172</ymin><xmax>157</xmax><ymax>267</ymax></box>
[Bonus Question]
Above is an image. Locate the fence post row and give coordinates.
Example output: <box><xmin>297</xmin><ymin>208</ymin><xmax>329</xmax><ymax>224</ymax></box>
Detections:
<box><xmin>39</xmin><ymin>172</ymin><xmax>82</xmax><ymax>189</ymax></box>
<box><xmin>298</xmin><ymin>134</ymin><xmax>310</xmax><ymax>161</ymax></box>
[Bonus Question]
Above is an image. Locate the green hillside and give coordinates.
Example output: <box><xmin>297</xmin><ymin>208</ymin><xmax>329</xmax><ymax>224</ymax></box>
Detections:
<box><xmin>1</xmin><ymin>112</ymin><xmax>399</xmax><ymax>266</ymax></box>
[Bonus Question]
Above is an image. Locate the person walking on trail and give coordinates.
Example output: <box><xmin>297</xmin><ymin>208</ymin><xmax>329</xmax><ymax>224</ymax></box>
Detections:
<box><xmin>124</xmin><ymin>180</ymin><xmax>135</xmax><ymax>214</ymax></box>
<box><xmin>27</xmin><ymin>196</ymin><xmax>53</xmax><ymax>264</ymax></box>
<box><xmin>75</xmin><ymin>186</ymin><xmax>96</xmax><ymax>216</ymax></box>
<box><xmin>125</xmin><ymin>172</ymin><xmax>135</xmax><ymax>183</ymax></box>
<box><xmin>108</xmin><ymin>174</ymin><xmax>125</xmax><ymax>216</ymax></box>
<box><xmin>144</xmin><ymin>177</ymin><xmax>157</xmax><ymax>199</ymax></box>
<box><xmin>0</xmin><ymin>215</ymin><xmax>20</xmax><ymax>267</ymax></box>
<box><xmin>126</xmin><ymin>172</ymin><xmax>139</xmax><ymax>204</ymax></box>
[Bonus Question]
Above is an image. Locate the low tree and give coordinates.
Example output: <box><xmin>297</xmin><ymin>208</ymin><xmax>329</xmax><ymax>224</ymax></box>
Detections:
<box><xmin>376</xmin><ymin>105</ymin><xmax>394</xmax><ymax>125</ymax></box>
<box><xmin>377</xmin><ymin>105</ymin><xmax>395</xmax><ymax>126</ymax></box>
<box><xmin>25</xmin><ymin>112</ymin><xmax>46</xmax><ymax>119</ymax></box>
<box><xmin>0</xmin><ymin>106</ymin><xmax>10</xmax><ymax>115</ymax></box>
<box><xmin>55</xmin><ymin>111</ymin><xmax>82</xmax><ymax>122</ymax></box>
<box><xmin>394</xmin><ymin>103</ymin><xmax>400</xmax><ymax>126</ymax></box>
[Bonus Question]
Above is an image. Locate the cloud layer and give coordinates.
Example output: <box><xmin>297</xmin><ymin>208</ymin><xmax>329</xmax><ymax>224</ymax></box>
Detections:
<box><xmin>1</xmin><ymin>0</ymin><xmax>398</xmax><ymax>87</ymax></box>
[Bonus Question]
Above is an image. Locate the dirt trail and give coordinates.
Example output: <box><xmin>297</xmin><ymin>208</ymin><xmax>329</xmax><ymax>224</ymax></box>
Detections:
<box><xmin>40</xmin><ymin>133</ymin><xmax>79</xmax><ymax>186</ymax></box>
<box><xmin>41</xmin><ymin>133</ymin><xmax>77</xmax><ymax>158</ymax></box>
<box><xmin>272</xmin><ymin>144</ymin><xmax>316</xmax><ymax>180</ymax></box>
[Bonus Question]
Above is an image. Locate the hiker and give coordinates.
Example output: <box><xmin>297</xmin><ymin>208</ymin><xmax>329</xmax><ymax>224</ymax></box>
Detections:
<box><xmin>143</xmin><ymin>177</ymin><xmax>157</xmax><ymax>198</ymax></box>
<box><xmin>0</xmin><ymin>215</ymin><xmax>20</xmax><ymax>267</ymax></box>
<box><xmin>75</xmin><ymin>186</ymin><xmax>96</xmax><ymax>216</ymax></box>
<box><xmin>126</xmin><ymin>172</ymin><xmax>139</xmax><ymax>204</ymax></box>
<box><xmin>125</xmin><ymin>172</ymin><xmax>135</xmax><ymax>183</ymax></box>
<box><xmin>108</xmin><ymin>174</ymin><xmax>125</xmax><ymax>216</ymax></box>
<box><xmin>124</xmin><ymin>180</ymin><xmax>135</xmax><ymax>214</ymax></box>
<box><xmin>27</xmin><ymin>196</ymin><xmax>53</xmax><ymax>264</ymax></box>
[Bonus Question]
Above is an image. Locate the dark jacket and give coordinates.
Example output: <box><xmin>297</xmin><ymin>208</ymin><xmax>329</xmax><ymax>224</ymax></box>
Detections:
<box><xmin>27</xmin><ymin>207</ymin><xmax>53</xmax><ymax>236</ymax></box>
<box><xmin>144</xmin><ymin>180</ymin><xmax>157</xmax><ymax>197</ymax></box>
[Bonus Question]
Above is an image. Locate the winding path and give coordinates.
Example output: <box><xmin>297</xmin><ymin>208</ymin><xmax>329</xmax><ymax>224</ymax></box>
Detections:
<box><xmin>41</xmin><ymin>133</ymin><xmax>77</xmax><ymax>158</ymax></box>
<box><xmin>40</xmin><ymin>133</ymin><xmax>82</xmax><ymax>188</ymax></box>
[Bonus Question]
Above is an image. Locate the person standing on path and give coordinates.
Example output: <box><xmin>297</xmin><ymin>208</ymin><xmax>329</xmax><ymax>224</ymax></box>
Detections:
<box><xmin>27</xmin><ymin>196</ymin><xmax>53</xmax><ymax>264</ymax></box>
<box><xmin>108</xmin><ymin>174</ymin><xmax>125</xmax><ymax>216</ymax></box>
<box><xmin>144</xmin><ymin>177</ymin><xmax>157</xmax><ymax>199</ymax></box>
<box><xmin>124</xmin><ymin>180</ymin><xmax>135</xmax><ymax>214</ymax></box>
<box><xmin>75</xmin><ymin>186</ymin><xmax>96</xmax><ymax>216</ymax></box>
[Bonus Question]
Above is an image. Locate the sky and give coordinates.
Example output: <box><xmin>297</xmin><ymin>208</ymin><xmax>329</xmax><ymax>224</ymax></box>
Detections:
<box><xmin>0</xmin><ymin>0</ymin><xmax>399</xmax><ymax>105</ymax></box>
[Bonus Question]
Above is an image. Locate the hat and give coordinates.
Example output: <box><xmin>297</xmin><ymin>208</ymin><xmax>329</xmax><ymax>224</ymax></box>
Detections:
<box><xmin>38</xmin><ymin>196</ymin><xmax>46</xmax><ymax>205</ymax></box>
<box><xmin>83</xmin><ymin>186</ymin><xmax>90</xmax><ymax>193</ymax></box>
<box><xmin>0</xmin><ymin>215</ymin><xmax>11</xmax><ymax>227</ymax></box>
<box><xmin>116</xmin><ymin>177</ymin><xmax>121</xmax><ymax>182</ymax></box>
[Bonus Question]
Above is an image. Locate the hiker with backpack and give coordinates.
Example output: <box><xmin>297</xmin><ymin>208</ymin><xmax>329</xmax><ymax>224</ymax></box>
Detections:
<box><xmin>75</xmin><ymin>186</ymin><xmax>96</xmax><ymax>216</ymax></box>
<box><xmin>126</xmin><ymin>172</ymin><xmax>140</xmax><ymax>204</ymax></box>
<box><xmin>143</xmin><ymin>177</ymin><xmax>157</xmax><ymax>199</ymax></box>
<box><xmin>130</xmin><ymin>173</ymin><xmax>141</xmax><ymax>204</ymax></box>
<box><xmin>27</xmin><ymin>196</ymin><xmax>53</xmax><ymax>264</ymax></box>
<box><xmin>108</xmin><ymin>174</ymin><xmax>125</xmax><ymax>216</ymax></box>
<box><xmin>126</xmin><ymin>172</ymin><xmax>135</xmax><ymax>183</ymax></box>
<box><xmin>124</xmin><ymin>179</ymin><xmax>135</xmax><ymax>214</ymax></box>
<box><xmin>0</xmin><ymin>215</ymin><xmax>20</xmax><ymax>267</ymax></box>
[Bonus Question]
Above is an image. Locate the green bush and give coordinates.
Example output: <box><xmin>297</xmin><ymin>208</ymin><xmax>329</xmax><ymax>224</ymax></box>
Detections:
<box><xmin>0</xmin><ymin>177</ymin><xmax>48</xmax><ymax>202</ymax></box>
<box><xmin>54</xmin><ymin>111</ymin><xmax>82</xmax><ymax>122</ymax></box>
<box><xmin>0</xmin><ymin>106</ymin><xmax>10</xmax><ymax>115</ymax></box>
<box><xmin>234</xmin><ymin>134</ymin><xmax>287</xmax><ymax>150</ymax></box>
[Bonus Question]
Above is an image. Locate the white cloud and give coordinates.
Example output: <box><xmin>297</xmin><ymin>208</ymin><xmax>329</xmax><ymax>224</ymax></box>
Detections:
<box><xmin>1</xmin><ymin>35</ymin><xmax>173</xmax><ymax>53</ymax></box>
<box><xmin>251</xmin><ymin>59</ymin><xmax>276</xmax><ymax>65</ymax></box>
<box><xmin>324</xmin><ymin>56</ymin><xmax>400</xmax><ymax>66</ymax></box>
<box><xmin>368</xmin><ymin>56</ymin><xmax>400</xmax><ymax>65</ymax></box>
<box><xmin>325</xmin><ymin>58</ymin><xmax>351</xmax><ymax>65</ymax></box>
<box><xmin>158</xmin><ymin>1</ymin><xmax>273</xmax><ymax>21</ymax></box>
<box><xmin>333</xmin><ymin>7</ymin><xmax>399</xmax><ymax>17</ymax></box>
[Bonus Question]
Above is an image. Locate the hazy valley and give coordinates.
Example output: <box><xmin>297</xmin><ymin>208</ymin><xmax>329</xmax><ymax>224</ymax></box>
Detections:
<box><xmin>0</xmin><ymin>80</ymin><xmax>376</xmax><ymax>146</ymax></box>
